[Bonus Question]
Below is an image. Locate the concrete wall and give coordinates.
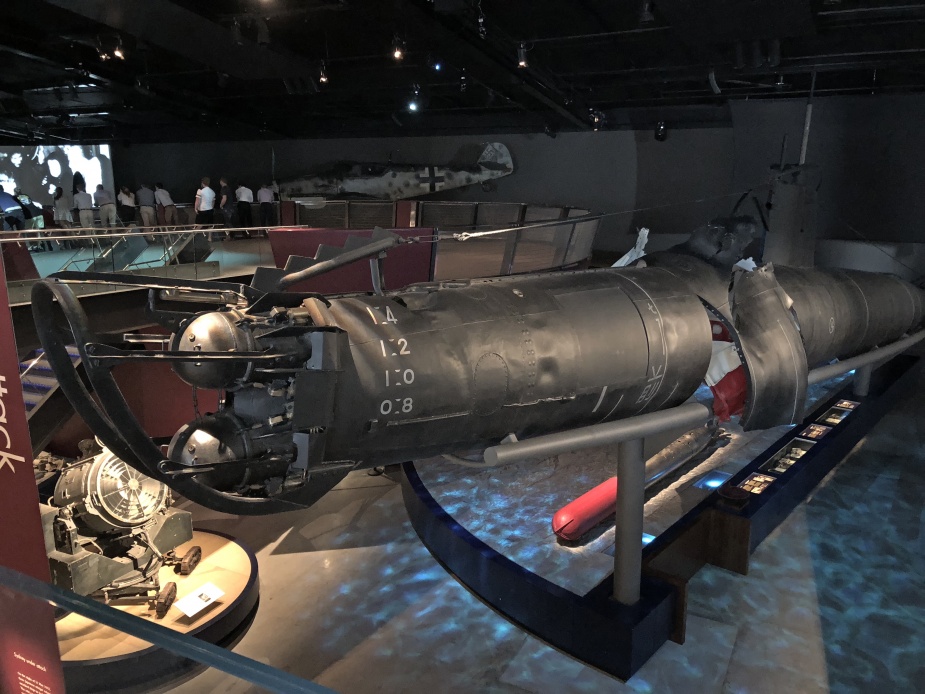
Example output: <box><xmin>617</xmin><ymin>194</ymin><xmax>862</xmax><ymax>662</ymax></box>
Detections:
<box><xmin>111</xmin><ymin>92</ymin><xmax>925</xmax><ymax>255</ymax></box>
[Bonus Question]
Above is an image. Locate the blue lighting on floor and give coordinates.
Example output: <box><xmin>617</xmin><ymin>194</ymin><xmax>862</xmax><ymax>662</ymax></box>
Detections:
<box><xmin>694</xmin><ymin>470</ymin><xmax>733</xmax><ymax>490</ymax></box>
<box><xmin>641</xmin><ymin>533</ymin><xmax>655</xmax><ymax>546</ymax></box>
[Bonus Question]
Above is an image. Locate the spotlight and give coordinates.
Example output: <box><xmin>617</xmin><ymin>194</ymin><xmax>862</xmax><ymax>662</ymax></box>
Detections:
<box><xmin>112</xmin><ymin>36</ymin><xmax>125</xmax><ymax>60</ymax></box>
<box><xmin>639</xmin><ymin>1</ymin><xmax>656</xmax><ymax>24</ymax></box>
<box><xmin>319</xmin><ymin>61</ymin><xmax>328</xmax><ymax>84</ymax></box>
<box><xmin>407</xmin><ymin>84</ymin><xmax>421</xmax><ymax>112</ymax></box>
<box><xmin>589</xmin><ymin>109</ymin><xmax>605</xmax><ymax>131</ymax></box>
<box><xmin>460</xmin><ymin>68</ymin><xmax>467</xmax><ymax>93</ymax></box>
<box><xmin>428</xmin><ymin>54</ymin><xmax>442</xmax><ymax>72</ymax></box>
<box><xmin>392</xmin><ymin>35</ymin><xmax>405</xmax><ymax>61</ymax></box>
<box><xmin>654</xmin><ymin>120</ymin><xmax>668</xmax><ymax>141</ymax></box>
<box><xmin>517</xmin><ymin>42</ymin><xmax>528</xmax><ymax>68</ymax></box>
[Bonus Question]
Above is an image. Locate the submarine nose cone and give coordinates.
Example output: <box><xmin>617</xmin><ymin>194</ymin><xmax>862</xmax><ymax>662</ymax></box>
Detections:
<box><xmin>173</xmin><ymin>310</ymin><xmax>254</xmax><ymax>389</ymax></box>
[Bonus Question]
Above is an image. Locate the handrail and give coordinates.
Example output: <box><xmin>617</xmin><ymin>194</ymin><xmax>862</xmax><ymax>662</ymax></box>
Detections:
<box><xmin>0</xmin><ymin>565</ymin><xmax>333</xmax><ymax>694</ymax></box>
<box><xmin>807</xmin><ymin>330</ymin><xmax>925</xmax><ymax>384</ymax></box>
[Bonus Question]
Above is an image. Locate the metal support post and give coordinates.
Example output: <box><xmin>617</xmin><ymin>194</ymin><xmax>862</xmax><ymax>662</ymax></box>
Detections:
<box><xmin>853</xmin><ymin>364</ymin><xmax>873</xmax><ymax>397</ymax></box>
<box><xmin>613</xmin><ymin>437</ymin><xmax>645</xmax><ymax>606</ymax></box>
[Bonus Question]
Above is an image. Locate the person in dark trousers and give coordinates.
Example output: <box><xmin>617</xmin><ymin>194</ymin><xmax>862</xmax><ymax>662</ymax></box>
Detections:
<box><xmin>235</xmin><ymin>182</ymin><xmax>253</xmax><ymax>238</ymax></box>
<box><xmin>219</xmin><ymin>177</ymin><xmax>234</xmax><ymax>236</ymax></box>
<box><xmin>257</xmin><ymin>183</ymin><xmax>274</xmax><ymax>236</ymax></box>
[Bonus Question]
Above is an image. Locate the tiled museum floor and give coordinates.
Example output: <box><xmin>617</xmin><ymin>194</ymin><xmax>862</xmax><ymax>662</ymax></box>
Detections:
<box><xmin>152</xmin><ymin>368</ymin><xmax>925</xmax><ymax>694</ymax></box>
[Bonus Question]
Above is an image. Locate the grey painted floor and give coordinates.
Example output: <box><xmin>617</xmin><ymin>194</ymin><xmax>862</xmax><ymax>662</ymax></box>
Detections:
<box><xmin>144</xmin><ymin>364</ymin><xmax>925</xmax><ymax>694</ymax></box>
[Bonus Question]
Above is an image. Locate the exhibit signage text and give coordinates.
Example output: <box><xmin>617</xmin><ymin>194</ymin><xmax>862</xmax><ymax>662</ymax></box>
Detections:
<box><xmin>0</xmin><ymin>257</ymin><xmax>66</xmax><ymax>693</ymax></box>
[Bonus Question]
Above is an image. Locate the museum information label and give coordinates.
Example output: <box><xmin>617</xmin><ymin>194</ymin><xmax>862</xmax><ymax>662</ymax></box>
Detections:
<box><xmin>0</xmin><ymin>259</ymin><xmax>66</xmax><ymax>693</ymax></box>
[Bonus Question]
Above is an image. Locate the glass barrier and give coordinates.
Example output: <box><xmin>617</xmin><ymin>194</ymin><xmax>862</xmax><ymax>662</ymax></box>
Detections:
<box><xmin>433</xmin><ymin>235</ymin><xmax>509</xmax><ymax>280</ymax></box>
<box><xmin>1</xmin><ymin>219</ymin><xmax>279</xmax><ymax>305</ymax></box>
<box><xmin>3</xmin><ymin>203</ymin><xmax>602</xmax><ymax>303</ymax></box>
<box><xmin>0</xmin><ymin>566</ymin><xmax>331</xmax><ymax>693</ymax></box>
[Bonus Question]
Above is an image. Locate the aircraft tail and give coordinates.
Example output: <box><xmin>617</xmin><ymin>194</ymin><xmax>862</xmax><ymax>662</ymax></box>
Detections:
<box><xmin>477</xmin><ymin>142</ymin><xmax>513</xmax><ymax>172</ymax></box>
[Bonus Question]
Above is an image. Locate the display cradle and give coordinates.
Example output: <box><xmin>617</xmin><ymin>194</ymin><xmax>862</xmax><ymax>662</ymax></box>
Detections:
<box><xmin>56</xmin><ymin>529</ymin><xmax>260</xmax><ymax>693</ymax></box>
<box><xmin>401</xmin><ymin>354</ymin><xmax>920</xmax><ymax>680</ymax></box>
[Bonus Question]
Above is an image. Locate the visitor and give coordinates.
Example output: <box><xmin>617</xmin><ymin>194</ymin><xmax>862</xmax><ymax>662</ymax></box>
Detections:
<box><xmin>94</xmin><ymin>184</ymin><xmax>117</xmax><ymax>227</ymax></box>
<box><xmin>117</xmin><ymin>186</ymin><xmax>136</xmax><ymax>226</ymax></box>
<box><xmin>53</xmin><ymin>186</ymin><xmax>76</xmax><ymax>250</ymax></box>
<box><xmin>219</xmin><ymin>177</ymin><xmax>234</xmax><ymax>233</ymax></box>
<box><xmin>235</xmin><ymin>182</ymin><xmax>253</xmax><ymax>237</ymax></box>
<box><xmin>53</xmin><ymin>186</ymin><xmax>73</xmax><ymax>227</ymax></box>
<box><xmin>257</xmin><ymin>183</ymin><xmax>274</xmax><ymax>235</ymax></box>
<box><xmin>155</xmin><ymin>183</ymin><xmax>177</xmax><ymax>227</ymax></box>
<box><xmin>194</xmin><ymin>177</ymin><xmax>215</xmax><ymax>227</ymax></box>
<box><xmin>136</xmin><ymin>183</ymin><xmax>157</xmax><ymax>228</ymax></box>
<box><xmin>74</xmin><ymin>183</ymin><xmax>94</xmax><ymax>230</ymax></box>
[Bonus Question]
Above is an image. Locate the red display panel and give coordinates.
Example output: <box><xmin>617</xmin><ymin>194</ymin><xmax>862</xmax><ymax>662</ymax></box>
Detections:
<box><xmin>0</xmin><ymin>260</ymin><xmax>66</xmax><ymax>693</ymax></box>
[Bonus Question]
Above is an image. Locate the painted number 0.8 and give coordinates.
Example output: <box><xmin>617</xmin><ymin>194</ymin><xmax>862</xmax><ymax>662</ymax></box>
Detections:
<box><xmin>380</xmin><ymin>398</ymin><xmax>413</xmax><ymax>415</ymax></box>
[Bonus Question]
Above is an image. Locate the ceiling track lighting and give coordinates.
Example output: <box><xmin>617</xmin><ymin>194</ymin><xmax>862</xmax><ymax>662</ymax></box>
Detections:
<box><xmin>654</xmin><ymin>121</ymin><xmax>668</xmax><ymax>141</ymax></box>
<box><xmin>460</xmin><ymin>68</ymin><xmax>468</xmax><ymax>93</ymax></box>
<box><xmin>639</xmin><ymin>1</ymin><xmax>656</xmax><ymax>25</ymax></box>
<box><xmin>517</xmin><ymin>42</ymin><xmax>528</xmax><ymax>69</ymax></box>
<box><xmin>392</xmin><ymin>35</ymin><xmax>405</xmax><ymax>61</ymax></box>
<box><xmin>319</xmin><ymin>61</ymin><xmax>328</xmax><ymax>84</ymax></box>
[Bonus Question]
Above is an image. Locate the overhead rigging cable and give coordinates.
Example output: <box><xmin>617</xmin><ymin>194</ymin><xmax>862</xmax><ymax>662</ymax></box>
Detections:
<box><xmin>403</xmin><ymin>184</ymin><xmax>772</xmax><ymax>244</ymax></box>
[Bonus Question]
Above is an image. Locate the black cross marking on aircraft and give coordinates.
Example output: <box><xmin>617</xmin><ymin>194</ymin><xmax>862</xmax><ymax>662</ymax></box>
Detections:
<box><xmin>416</xmin><ymin>166</ymin><xmax>445</xmax><ymax>192</ymax></box>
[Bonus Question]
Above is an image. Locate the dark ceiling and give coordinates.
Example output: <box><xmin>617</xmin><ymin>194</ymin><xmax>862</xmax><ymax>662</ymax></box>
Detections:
<box><xmin>2</xmin><ymin>0</ymin><xmax>925</xmax><ymax>144</ymax></box>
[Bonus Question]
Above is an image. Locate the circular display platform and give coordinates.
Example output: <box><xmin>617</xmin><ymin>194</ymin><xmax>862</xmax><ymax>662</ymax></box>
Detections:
<box><xmin>56</xmin><ymin>529</ymin><xmax>259</xmax><ymax>693</ymax></box>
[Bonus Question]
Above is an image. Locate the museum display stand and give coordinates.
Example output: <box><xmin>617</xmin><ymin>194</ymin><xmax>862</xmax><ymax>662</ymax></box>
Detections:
<box><xmin>402</xmin><ymin>355</ymin><xmax>922</xmax><ymax>680</ymax></box>
<box><xmin>56</xmin><ymin>529</ymin><xmax>259</xmax><ymax>693</ymax></box>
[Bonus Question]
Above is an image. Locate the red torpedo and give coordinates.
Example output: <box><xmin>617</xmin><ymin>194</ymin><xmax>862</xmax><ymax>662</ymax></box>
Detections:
<box><xmin>552</xmin><ymin>477</ymin><xmax>619</xmax><ymax>542</ymax></box>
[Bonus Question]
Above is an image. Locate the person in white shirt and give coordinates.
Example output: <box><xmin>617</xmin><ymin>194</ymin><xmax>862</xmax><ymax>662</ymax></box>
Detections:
<box><xmin>235</xmin><ymin>183</ymin><xmax>254</xmax><ymax>237</ymax></box>
<box><xmin>53</xmin><ymin>186</ymin><xmax>73</xmax><ymax>226</ymax></box>
<box><xmin>257</xmin><ymin>183</ymin><xmax>274</xmax><ymax>234</ymax></box>
<box><xmin>154</xmin><ymin>183</ymin><xmax>177</xmax><ymax>227</ymax></box>
<box><xmin>74</xmin><ymin>184</ymin><xmax>94</xmax><ymax>229</ymax></box>
<box><xmin>194</xmin><ymin>177</ymin><xmax>215</xmax><ymax>225</ymax></box>
<box><xmin>53</xmin><ymin>186</ymin><xmax>77</xmax><ymax>249</ymax></box>
<box><xmin>117</xmin><ymin>186</ymin><xmax>136</xmax><ymax>225</ymax></box>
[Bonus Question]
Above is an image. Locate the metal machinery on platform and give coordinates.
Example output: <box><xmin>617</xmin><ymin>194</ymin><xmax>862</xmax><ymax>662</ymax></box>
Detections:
<box><xmin>39</xmin><ymin>445</ymin><xmax>201</xmax><ymax>618</ymax></box>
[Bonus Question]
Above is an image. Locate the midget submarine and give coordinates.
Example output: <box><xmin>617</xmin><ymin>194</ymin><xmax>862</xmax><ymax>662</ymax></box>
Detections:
<box><xmin>31</xmin><ymin>225</ymin><xmax>925</xmax><ymax>516</ymax></box>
